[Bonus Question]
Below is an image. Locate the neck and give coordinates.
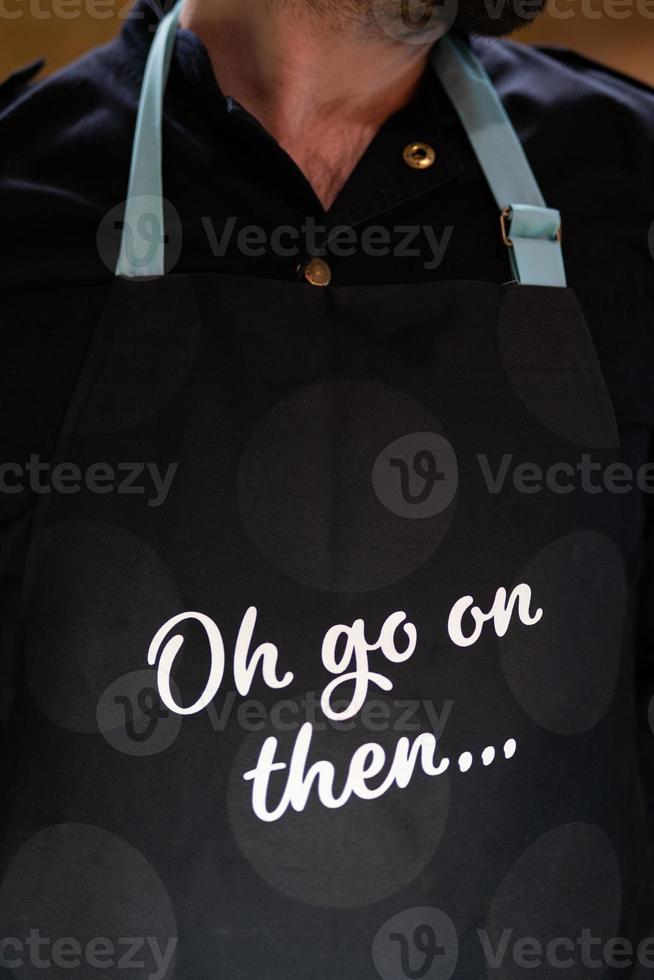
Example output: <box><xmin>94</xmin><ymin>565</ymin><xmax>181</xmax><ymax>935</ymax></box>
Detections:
<box><xmin>179</xmin><ymin>0</ymin><xmax>434</xmax><ymax>208</ymax></box>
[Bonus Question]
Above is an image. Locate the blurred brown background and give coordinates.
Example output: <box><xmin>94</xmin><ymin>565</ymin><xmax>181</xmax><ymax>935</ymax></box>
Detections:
<box><xmin>1</xmin><ymin>0</ymin><xmax>653</xmax><ymax>85</ymax></box>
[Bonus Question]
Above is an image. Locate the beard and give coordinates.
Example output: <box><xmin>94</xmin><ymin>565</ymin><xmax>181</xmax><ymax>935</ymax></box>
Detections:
<box><xmin>293</xmin><ymin>0</ymin><xmax>546</xmax><ymax>38</ymax></box>
<box><xmin>450</xmin><ymin>0</ymin><xmax>547</xmax><ymax>34</ymax></box>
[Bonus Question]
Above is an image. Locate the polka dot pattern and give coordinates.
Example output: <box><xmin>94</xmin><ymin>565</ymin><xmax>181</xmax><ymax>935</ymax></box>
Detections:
<box><xmin>24</xmin><ymin>519</ymin><xmax>183</xmax><ymax>734</ymax></box>
<box><xmin>3</xmin><ymin>252</ymin><xmax>637</xmax><ymax>976</ymax></box>
<box><xmin>238</xmin><ymin>381</ymin><xmax>457</xmax><ymax>592</ymax></box>
<box><xmin>500</xmin><ymin>531</ymin><xmax>626</xmax><ymax>735</ymax></box>
<box><xmin>497</xmin><ymin>287</ymin><xmax>619</xmax><ymax>449</ymax></box>
<box><xmin>226</xmin><ymin>697</ymin><xmax>451</xmax><ymax>908</ymax></box>
<box><xmin>485</xmin><ymin>823</ymin><xmax>622</xmax><ymax>980</ymax></box>
<box><xmin>76</xmin><ymin>277</ymin><xmax>201</xmax><ymax>435</ymax></box>
<box><xmin>0</xmin><ymin>823</ymin><xmax>178</xmax><ymax>980</ymax></box>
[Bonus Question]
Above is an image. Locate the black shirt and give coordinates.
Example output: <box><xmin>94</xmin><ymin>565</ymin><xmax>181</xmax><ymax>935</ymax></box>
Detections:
<box><xmin>1</xmin><ymin>1</ymin><xmax>654</xmax><ymax>809</ymax></box>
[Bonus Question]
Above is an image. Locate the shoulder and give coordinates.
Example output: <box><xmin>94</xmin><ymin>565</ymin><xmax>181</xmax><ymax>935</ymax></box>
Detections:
<box><xmin>469</xmin><ymin>38</ymin><xmax>654</xmax><ymax>374</ymax></box>
<box><xmin>469</xmin><ymin>36</ymin><xmax>654</xmax><ymax>178</ymax></box>
<box><xmin>470</xmin><ymin>37</ymin><xmax>654</xmax><ymax>260</ymax></box>
<box><xmin>471</xmin><ymin>35</ymin><xmax>654</xmax><ymax>134</ymax></box>
<box><xmin>0</xmin><ymin>21</ymin><xmax>143</xmax><ymax>168</ymax></box>
<box><xmin>0</xmin><ymin>10</ymin><xmax>152</xmax><ymax>292</ymax></box>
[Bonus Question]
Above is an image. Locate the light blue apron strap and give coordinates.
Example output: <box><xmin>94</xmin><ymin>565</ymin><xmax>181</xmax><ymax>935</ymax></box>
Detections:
<box><xmin>115</xmin><ymin>0</ymin><xmax>184</xmax><ymax>278</ymax></box>
<box><xmin>431</xmin><ymin>36</ymin><xmax>566</xmax><ymax>287</ymax></box>
<box><xmin>117</xmin><ymin>8</ymin><xmax>566</xmax><ymax>287</ymax></box>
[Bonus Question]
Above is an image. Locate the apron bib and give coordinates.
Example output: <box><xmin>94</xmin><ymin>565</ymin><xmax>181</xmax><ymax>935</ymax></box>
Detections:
<box><xmin>1</xmin><ymin>8</ymin><xmax>650</xmax><ymax>979</ymax></box>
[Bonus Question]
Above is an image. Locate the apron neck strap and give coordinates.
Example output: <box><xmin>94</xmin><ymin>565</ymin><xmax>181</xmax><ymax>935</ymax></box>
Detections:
<box><xmin>431</xmin><ymin>36</ymin><xmax>565</xmax><ymax>287</ymax></box>
<box><xmin>116</xmin><ymin>2</ymin><xmax>566</xmax><ymax>288</ymax></box>
<box><xmin>116</xmin><ymin>0</ymin><xmax>184</xmax><ymax>279</ymax></box>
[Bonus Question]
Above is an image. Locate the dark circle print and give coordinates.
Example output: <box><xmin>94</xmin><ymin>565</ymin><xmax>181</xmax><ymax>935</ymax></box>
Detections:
<box><xmin>227</xmin><ymin>697</ymin><xmax>450</xmax><ymax>908</ymax></box>
<box><xmin>76</xmin><ymin>275</ymin><xmax>200</xmax><ymax>434</ymax></box>
<box><xmin>500</xmin><ymin>531</ymin><xmax>626</xmax><ymax>735</ymax></box>
<box><xmin>25</xmin><ymin>519</ymin><xmax>183</xmax><ymax>734</ymax></box>
<box><xmin>485</xmin><ymin>823</ymin><xmax>621</xmax><ymax>980</ymax></box>
<box><xmin>0</xmin><ymin>823</ymin><xmax>177</xmax><ymax>980</ymax></box>
<box><xmin>372</xmin><ymin>907</ymin><xmax>459</xmax><ymax>980</ymax></box>
<box><xmin>497</xmin><ymin>287</ymin><xmax>619</xmax><ymax>450</ymax></box>
<box><xmin>238</xmin><ymin>381</ymin><xmax>458</xmax><ymax>592</ymax></box>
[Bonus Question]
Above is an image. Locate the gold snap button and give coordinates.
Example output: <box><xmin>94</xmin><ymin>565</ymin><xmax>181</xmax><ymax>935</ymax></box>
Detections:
<box><xmin>403</xmin><ymin>141</ymin><xmax>436</xmax><ymax>170</ymax></box>
<box><xmin>302</xmin><ymin>257</ymin><xmax>332</xmax><ymax>287</ymax></box>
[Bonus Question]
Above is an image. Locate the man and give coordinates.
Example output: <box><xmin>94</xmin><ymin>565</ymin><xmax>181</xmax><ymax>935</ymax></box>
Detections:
<box><xmin>0</xmin><ymin>1</ymin><xmax>653</xmax><ymax>978</ymax></box>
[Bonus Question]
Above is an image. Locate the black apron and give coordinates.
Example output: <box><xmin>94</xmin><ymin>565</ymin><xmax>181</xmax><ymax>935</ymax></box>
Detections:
<box><xmin>0</xmin><ymin>7</ymin><xmax>651</xmax><ymax>979</ymax></box>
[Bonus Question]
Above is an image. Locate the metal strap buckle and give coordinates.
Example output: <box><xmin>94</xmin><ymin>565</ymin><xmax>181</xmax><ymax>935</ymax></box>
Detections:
<box><xmin>500</xmin><ymin>206</ymin><xmax>562</xmax><ymax>248</ymax></box>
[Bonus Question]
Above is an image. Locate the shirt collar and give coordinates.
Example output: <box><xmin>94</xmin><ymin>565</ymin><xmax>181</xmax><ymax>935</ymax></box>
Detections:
<box><xmin>120</xmin><ymin>0</ymin><xmax>465</xmax><ymax>225</ymax></box>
